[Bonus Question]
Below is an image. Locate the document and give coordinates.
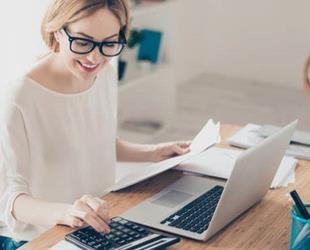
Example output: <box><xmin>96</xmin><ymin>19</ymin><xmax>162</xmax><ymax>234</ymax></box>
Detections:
<box><xmin>227</xmin><ymin>124</ymin><xmax>310</xmax><ymax>160</ymax></box>
<box><xmin>116</xmin><ymin>162</ymin><xmax>151</xmax><ymax>183</ymax></box>
<box><xmin>111</xmin><ymin>119</ymin><xmax>221</xmax><ymax>191</ymax></box>
<box><xmin>175</xmin><ymin>147</ymin><xmax>240</xmax><ymax>179</ymax></box>
<box><xmin>175</xmin><ymin>147</ymin><xmax>298</xmax><ymax>188</ymax></box>
<box><xmin>50</xmin><ymin>240</ymin><xmax>79</xmax><ymax>249</ymax></box>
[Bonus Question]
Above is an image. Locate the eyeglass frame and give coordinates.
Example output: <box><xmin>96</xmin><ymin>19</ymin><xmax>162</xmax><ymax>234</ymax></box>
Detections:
<box><xmin>62</xmin><ymin>27</ymin><xmax>127</xmax><ymax>57</ymax></box>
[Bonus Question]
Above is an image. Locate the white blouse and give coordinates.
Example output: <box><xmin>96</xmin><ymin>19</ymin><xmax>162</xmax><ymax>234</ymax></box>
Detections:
<box><xmin>0</xmin><ymin>63</ymin><xmax>118</xmax><ymax>241</ymax></box>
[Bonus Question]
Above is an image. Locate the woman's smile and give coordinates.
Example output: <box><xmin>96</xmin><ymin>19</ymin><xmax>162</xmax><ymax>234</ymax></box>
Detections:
<box><xmin>77</xmin><ymin>60</ymin><xmax>100</xmax><ymax>73</ymax></box>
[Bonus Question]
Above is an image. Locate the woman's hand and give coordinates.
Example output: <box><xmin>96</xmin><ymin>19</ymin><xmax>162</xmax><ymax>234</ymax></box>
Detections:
<box><xmin>57</xmin><ymin>194</ymin><xmax>111</xmax><ymax>233</ymax></box>
<box><xmin>153</xmin><ymin>141</ymin><xmax>191</xmax><ymax>162</ymax></box>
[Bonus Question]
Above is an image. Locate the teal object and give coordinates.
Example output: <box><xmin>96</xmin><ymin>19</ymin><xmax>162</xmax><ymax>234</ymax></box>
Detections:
<box><xmin>0</xmin><ymin>236</ymin><xmax>27</xmax><ymax>250</ymax></box>
<box><xmin>290</xmin><ymin>204</ymin><xmax>310</xmax><ymax>250</ymax></box>
<box><xmin>137</xmin><ymin>29</ymin><xmax>162</xmax><ymax>64</ymax></box>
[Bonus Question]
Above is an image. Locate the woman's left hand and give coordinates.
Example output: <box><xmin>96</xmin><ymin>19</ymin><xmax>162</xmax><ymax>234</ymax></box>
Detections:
<box><xmin>152</xmin><ymin>141</ymin><xmax>191</xmax><ymax>162</ymax></box>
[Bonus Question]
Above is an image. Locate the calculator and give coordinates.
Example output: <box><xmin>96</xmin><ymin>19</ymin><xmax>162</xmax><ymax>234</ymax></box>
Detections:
<box><xmin>65</xmin><ymin>217</ymin><xmax>180</xmax><ymax>250</ymax></box>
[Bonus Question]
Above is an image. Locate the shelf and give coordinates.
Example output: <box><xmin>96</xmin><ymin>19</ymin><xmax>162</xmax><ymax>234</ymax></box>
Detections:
<box><xmin>117</xmin><ymin>0</ymin><xmax>179</xmax><ymax>143</ymax></box>
<box><xmin>131</xmin><ymin>0</ymin><xmax>176</xmax><ymax>17</ymax></box>
<box><xmin>118</xmin><ymin>124</ymin><xmax>168</xmax><ymax>143</ymax></box>
<box><xmin>118</xmin><ymin>63</ymin><xmax>173</xmax><ymax>93</ymax></box>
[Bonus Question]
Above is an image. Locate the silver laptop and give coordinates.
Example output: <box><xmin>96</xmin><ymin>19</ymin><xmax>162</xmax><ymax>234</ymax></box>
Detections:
<box><xmin>121</xmin><ymin>120</ymin><xmax>297</xmax><ymax>241</ymax></box>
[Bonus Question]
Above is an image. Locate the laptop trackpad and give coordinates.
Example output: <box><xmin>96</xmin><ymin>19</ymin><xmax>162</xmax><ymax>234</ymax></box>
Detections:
<box><xmin>152</xmin><ymin>190</ymin><xmax>193</xmax><ymax>208</ymax></box>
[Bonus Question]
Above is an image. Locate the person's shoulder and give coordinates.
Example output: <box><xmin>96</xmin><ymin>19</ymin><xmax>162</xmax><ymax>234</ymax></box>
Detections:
<box><xmin>1</xmin><ymin>76</ymin><xmax>30</xmax><ymax>105</ymax></box>
<box><xmin>0</xmin><ymin>78</ymin><xmax>27</xmax><ymax>124</ymax></box>
<box><xmin>0</xmin><ymin>61</ymin><xmax>47</xmax><ymax>114</ymax></box>
<box><xmin>4</xmin><ymin>57</ymin><xmax>47</xmax><ymax>100</ymax></box>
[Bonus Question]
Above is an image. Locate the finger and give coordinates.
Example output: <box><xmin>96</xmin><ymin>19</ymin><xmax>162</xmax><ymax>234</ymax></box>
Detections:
<box><xmin>173</xmin><ymin>144</ymin><xmax>190</xmax><ymax>155</ymax></box>
<box><xmin>57</xmin><ymin>213</ymin><xmax>84</xmax><ymax>228</ymax></box>
<box><xmin>94</xmin><ymin>197</ymin><xmax>110</xmax><ymax>210</ymax></box>
<box><xmin>82</xmin><ymin>196</ymin><xmax>111</xmax><ymax>224</ymax></box>
<box><xmin>177</xmin><ymin>141</ymin><xmax>192</xmax><ymax>147</ymax></box>
<box><xmin>85</xmin><ymin>212</ymin><xmax>110</xmax><ymax>233</ymax></box>
<box><xmin>71</xmin><ymin>216</ymin><xmax>84</xmax><ymax>228</ymax></box>
<box><xmin>74</xmin><ymin>200</ymin><xmax>110</xmax><ymax>233</ymax></box>
<box><xmin>95</xmin><ymin>198</ymin><xmax>111</xmax><ymax>214</ymax></box>
<box><xmin>172</xmin><ymin>145</ymin><xmax>184</xmax><ymax>155</ymax></box>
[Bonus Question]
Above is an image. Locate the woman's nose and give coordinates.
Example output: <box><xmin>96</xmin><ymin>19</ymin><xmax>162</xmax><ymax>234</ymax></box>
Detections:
<box><xmin>86</xmin><ymin>46</ymin><xmax>105</xmax><ymax>64</ymax></box>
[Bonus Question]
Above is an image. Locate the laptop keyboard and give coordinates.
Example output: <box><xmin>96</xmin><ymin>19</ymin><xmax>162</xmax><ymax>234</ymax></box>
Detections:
<box><xmin>65</xmin><ymin>217</ymin><xmax>169</xmax><ymax>250</ymax></box>
<box><xmin>160</xmin><ymin>185</ymin><xmax>224</xmax><ymax>234</ymax></box>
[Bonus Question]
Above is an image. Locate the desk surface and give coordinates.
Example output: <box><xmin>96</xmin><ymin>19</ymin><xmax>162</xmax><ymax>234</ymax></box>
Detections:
<box><xmin>21</xmin><ymin>124</ymin><xmax>310</xmax><ymax>250</ymax></box>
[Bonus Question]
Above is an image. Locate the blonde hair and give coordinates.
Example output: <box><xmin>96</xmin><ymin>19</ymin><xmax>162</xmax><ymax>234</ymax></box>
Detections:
<box><xmin>41</xmin><ymin>0</ymin><xmax>130</xmax><ymax>53</ymax></box>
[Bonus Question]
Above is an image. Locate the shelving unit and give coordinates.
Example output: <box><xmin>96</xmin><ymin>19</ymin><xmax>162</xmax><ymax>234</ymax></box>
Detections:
<box><xmin>118</xmin><ymin>0</ymin><xmax>179</xmax><ymax>142</ymax></box>
<box><xmin>118</xmin><ymin>62</ymin><xmax>172</xmax><ymax>93</ymax></box>
<box><xmin>131</xmin><ymin>0</ymin><xmax>176</xmax><ymax>17</ymax></box>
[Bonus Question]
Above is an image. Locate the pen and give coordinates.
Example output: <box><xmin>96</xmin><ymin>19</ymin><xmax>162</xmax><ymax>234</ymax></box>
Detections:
<box><xmin>290</xmin><ymin>190</ymin><xmax>310</xmax><ymax>219</ymax></box>
<box><xmin>292</xmin><ymin>224</ymin><xmax>310</xmax><ymax>249</ymax></box>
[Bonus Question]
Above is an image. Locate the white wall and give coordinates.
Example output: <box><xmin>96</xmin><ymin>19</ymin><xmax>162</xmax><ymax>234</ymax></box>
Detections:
<box><xmin>203</xmin><ymin>0</ymin><xmax>310</xmax><ymax>88</ymax></box>
<box><xmin>0</xmin><ymin>2</ymin><xmax>48</xmax><ymax>89</ymax></box>
<box><xmin>173</xmin><ymin>0</ymin><xmax>207</xmax><ymax>84</ymax></box>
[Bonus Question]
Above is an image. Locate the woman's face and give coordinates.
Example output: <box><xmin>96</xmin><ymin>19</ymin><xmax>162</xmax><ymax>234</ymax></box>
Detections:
<box><xmin>55</xmin><ymin>8</ymin><xmax>121</xmax><ymax>82</ymax></box>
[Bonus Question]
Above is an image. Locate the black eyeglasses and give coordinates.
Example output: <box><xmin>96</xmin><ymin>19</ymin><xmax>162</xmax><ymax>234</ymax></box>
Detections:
<box><xmin>62</xmin><ymin>28</ymin><xmax>127</xmax><ymax>57</ymax></box>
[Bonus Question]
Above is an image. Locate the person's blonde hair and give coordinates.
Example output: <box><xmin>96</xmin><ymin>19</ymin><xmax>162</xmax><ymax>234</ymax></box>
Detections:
<box><xmin>41</xmin><ymin>0</ymin><xmax>130</xmax><ymax>53</ymax></box>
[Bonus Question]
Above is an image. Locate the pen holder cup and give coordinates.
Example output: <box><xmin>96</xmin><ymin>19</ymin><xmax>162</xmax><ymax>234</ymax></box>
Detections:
<box><xmin>290</xmin><ymin>204</ymin><xmax>310</xmax><ymax>250</ymax></box>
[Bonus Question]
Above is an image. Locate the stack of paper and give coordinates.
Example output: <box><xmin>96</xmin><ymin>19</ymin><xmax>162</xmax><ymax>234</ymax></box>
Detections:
<box><xmin>227</xmin><ymin>124</ymin><xmax>310</xmax><ymax>160</ymax></box>
<box><xmin>175</xmin><ymin>147</ymin><xmax>298</xmax><ymax>188</ymax></box>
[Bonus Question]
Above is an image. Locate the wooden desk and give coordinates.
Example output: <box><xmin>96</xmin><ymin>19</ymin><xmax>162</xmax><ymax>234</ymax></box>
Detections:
<box><xmin>21</xmin><ymin>124</ymin><xmax>310</xmax><ymax>250</ymax></box>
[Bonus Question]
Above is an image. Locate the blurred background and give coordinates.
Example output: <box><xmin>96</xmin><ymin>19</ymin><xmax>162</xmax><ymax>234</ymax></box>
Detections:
<box><xmin>1</xmin><ymin>0</ymin><xmax>310</xmax><ymax>144</ymax></box>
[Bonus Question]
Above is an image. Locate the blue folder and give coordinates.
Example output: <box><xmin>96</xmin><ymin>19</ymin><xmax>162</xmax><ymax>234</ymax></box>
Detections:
<box><xmin>137</xmin><ymin>29</ymin><xmax>162</xmax><ymax>64</ymax></box>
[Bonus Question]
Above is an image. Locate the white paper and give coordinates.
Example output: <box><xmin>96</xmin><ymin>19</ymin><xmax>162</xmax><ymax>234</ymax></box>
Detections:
<box><xmin>259</xmin><ymin>124</ymin><xmax>310</xmax><ymax>146</ymax></box>
<box><xmin>175</xmin><ymin>147</ymin><xmax>241</xmax><ymax>179</ymax></box>
<box><xmin>49</xmin><ymin>240</ymin><xmax>79</xmax><ymax>250</ymax></box>
<box><xmin>116</xmin><ymin>162</ymin><xmax>151</xmax><ymax>182</ymax></box>
<box><xmin>175</xmin><ymin>147</ymin><xmax>298</xmax><ymax>188</ymax></box>
<box><xmin>227</xmin><ymin>123</ymin><xmax>310</xmax><ymax>160</ymax></box>
<box><xmin>226</xmin><ymin>124</ymin><xmax>263</xmax><ymax>148</ymax></box>
<box><xmin>111</xmin><ymin>119</ymin><xmax>220</xmax><ymax>191</ymax></box>
<box><xmin>278</xmin><ymin>169</ymin><xmax>295</xmax><ymax>187</ymax></box>
<box><xmin>270</xmin><ymin>156</ymin><xmax>297</xmax><ymax>188</ymax></box>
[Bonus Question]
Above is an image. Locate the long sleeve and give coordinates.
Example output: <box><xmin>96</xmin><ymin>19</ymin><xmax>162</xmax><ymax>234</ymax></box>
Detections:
<box><xmin>0</xmin><ymin>102</ymin><xmax>31</xmax><ymax>236</ymax></box>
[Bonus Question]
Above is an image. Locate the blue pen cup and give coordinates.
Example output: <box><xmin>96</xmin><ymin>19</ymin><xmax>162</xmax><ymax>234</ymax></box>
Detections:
<box><xmin>290</xmin><ymin>204</ymin><xmax>310</xmax><ymax>250</ymax></box>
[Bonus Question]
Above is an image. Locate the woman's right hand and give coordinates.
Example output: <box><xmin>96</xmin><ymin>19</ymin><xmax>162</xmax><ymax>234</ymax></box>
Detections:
<box><xmin>57</xmin><ymin>194</ymin><xmax>111</xmax><ymax>233</ymax></box>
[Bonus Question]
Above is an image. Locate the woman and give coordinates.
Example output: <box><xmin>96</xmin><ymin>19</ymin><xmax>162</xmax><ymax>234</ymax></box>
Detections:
<box><xmin>0</xmin><ymin>0</ymin><xmax>190</xmax><ymax>248</ymax></box>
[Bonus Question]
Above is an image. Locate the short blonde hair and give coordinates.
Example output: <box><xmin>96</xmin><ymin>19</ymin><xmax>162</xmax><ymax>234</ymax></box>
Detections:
<box><xmin>41</xmin><ymin>0</ymin><xmax>130</xmax><ymax>52</ymax></box>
